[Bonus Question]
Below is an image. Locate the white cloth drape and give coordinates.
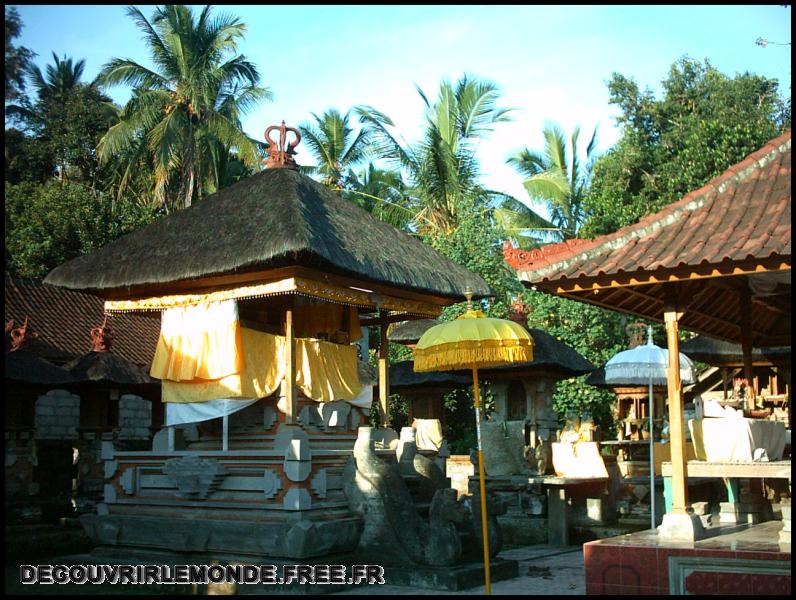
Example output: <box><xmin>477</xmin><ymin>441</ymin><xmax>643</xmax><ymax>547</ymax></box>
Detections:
<box><xmin>166</xmin><ymin>398</ymin><xmax>259</xmax><ymax>426</ymax></box>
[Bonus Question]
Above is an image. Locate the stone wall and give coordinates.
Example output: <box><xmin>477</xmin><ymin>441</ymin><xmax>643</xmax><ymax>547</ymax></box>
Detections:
<box><xmin>35</xmin><ymin>389</ymin><xmax>80</xmax><ymax>440</ymax></box>
<box><xmin>117</xmin><ymin>394</ymin><xmax>152</xmax><ymax>440</ymax></box>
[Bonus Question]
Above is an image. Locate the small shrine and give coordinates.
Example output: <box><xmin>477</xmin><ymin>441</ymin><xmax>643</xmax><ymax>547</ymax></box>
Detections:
<box><xmin>387</xmin><ymin>297</ymin><xmax>604</xmax><ymax>545</ymax></box>
<box><xmin>44</xmin><ymin>122</ymin><xmax>493</xmax><ymax>565</ymax></box>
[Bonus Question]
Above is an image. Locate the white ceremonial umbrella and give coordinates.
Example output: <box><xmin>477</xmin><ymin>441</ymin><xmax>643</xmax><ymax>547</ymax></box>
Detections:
<box><xmin>604</xmin><ymin>326</ymin><xmax>696</xmax><ymax>530</ymax></box>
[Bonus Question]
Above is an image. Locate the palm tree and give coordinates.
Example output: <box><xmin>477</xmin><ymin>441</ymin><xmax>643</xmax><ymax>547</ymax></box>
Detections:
<box><xmin>28</xmin><ymin>52</ymin><xmax>86</xmax><ymax>102</ymax></box>
<box><xmin>346</xmin><ymin>163</ymin><xmax>415</xmax><ymax>231</ymax></box>
<box><xmin>298</xmin><ymin>109</ymin><xmax>370</xmax><ymax>190</ymax></box>
<box><xmin>356</xmin><ymin>74</ymin><xmax>519</xmax><ymax>235</ymax></box>
<box><xmin>97</xmin><ymin>5</ymin><xmax>271</xmax><ymax>211</ymax></box>
<box><xmin>6</xmin><ymin>52</ymin><xmax>117</xmax><ymax>183</ymax></box>
<box><xmin>6</xmin><ymin>52</ymin><xmax>90</xmax><ymax>131</ymax></box>
<box><xmin>508</xmin><ymin>123</ymin><xmax>598</xmax><ymax>240</ymax></box>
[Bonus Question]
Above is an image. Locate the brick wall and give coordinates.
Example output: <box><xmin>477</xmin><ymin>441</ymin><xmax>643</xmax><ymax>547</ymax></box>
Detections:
<box><xmin>35</xmin><ymin>389</ymin><xmax>80</xmax><ymax>440</ymax></box>
<box><xmin>117</xmin><ymin>394</ymin><xmax>152</xmax><ymax>440</ymax></box>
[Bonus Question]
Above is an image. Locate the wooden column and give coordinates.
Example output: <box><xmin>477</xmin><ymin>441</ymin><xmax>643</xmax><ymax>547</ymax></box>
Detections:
<box><xmin>285</xmin><ymin>306</ymin><xmax>296</xmax><ymax>424</ymax></box>
<box><xmin>378</xmin><ymin>314</ymin><xmax>390</xmax><ymax>427</ymax></box>
<box><xmin>739</xmin><ymin>291</ymin><xmax>755</xmax><ymax>411</ymax></box>
<box><xmin>664</xmin><ymin>307</ymin><xmax>689</xmax><ymax>514</ymax></box>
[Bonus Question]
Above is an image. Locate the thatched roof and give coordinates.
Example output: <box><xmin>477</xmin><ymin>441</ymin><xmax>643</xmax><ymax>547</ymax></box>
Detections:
<box><xmin>390</xmin><ymin>360</ymin><xmax>471</xmax><ymax>390</ymax></box>
<box><xmin>680</xmin><ymin>335</ymin><xmax>790</xmax><ymax>367</ymax></box>
<box><xmin>44</xmin><ymin>169</ymin><xmax>491</xmax><ymax>301</ymax></box>
<box><xmin>63</xmin><ymin>352</ymin><xmax>156</xmax><ymax>386</ymax></box>
<box><xmin>5</xmin><ymin>350</ymin><xmax>78</xmax><ymax>385</ymax></box>
<box><xmin>388</xmin><ymin>319</ymin><xmax>439</xmax><ymax>344</ymax></box>
<box><xmin>482</xmin><ymin>327</ymin><xmax>595</xmax><ymax>378</ymax></box>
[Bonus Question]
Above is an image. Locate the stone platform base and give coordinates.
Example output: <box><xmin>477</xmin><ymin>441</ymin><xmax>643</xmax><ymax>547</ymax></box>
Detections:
<box><xmin>81</xmin><ymin>512</ymin><xmax>362</xmax><ymax>559</ymax></box>
<box><xmin>385</xmin><ymin>557</ymin><xmax>519</xmax><ymax>590</ymax></box>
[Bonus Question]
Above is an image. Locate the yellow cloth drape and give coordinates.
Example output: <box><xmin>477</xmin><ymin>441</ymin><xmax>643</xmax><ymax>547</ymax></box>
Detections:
<box><xmin>162</xmin><ymin>328</ymin><xmax>285</xmax><ymax>403</ymax></box>
<box><xmin>150</xmin><ymin>300</ymin><xmax>243</xmax><ymax>381</ymax></box>
<box><xmin>295</xmin><ymin>338</ymin><xmax>362</xmax><ymax>402</ymax></box>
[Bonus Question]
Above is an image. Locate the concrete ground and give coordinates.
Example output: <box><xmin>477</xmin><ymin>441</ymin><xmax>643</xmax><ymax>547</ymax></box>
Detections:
<box><xmin>335</xmin><ymin>545</ymin><xmax>586</xmax><ymax>595</ymax></box>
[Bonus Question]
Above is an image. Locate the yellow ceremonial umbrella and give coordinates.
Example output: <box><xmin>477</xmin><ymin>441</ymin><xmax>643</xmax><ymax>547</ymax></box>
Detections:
<box><xmin>413</xmin><ymin>288</ymin><xmax>534</xmax><ymax>595</ymax></box>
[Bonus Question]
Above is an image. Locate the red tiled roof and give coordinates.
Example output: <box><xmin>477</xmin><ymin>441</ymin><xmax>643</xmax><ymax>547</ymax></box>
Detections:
<box><xmin>505</xmin><ymin>130</ymin><xmax>791</xmax><ymax>281</ymax></box>
<box><xmin>5</xmin><ymin>276</ymin><xmax>160</xmax><ymax>368</ymax></box>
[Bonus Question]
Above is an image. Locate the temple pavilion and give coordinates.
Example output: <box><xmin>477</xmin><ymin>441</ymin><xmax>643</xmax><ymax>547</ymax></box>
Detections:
<box><xmin>504</xmin><ymin>130</ymin><xmax>791</xmax><ymax>594</ymax></box>
<box><xmin>43</xmin><ymin>123</ymin><xmax>490</xmax><ymax>560</ymax></box>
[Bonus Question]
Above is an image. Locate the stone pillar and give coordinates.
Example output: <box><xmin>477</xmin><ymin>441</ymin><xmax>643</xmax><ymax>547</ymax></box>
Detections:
<box><xmin>547</xmin><ymin>487</ymin><xmax>569</xmax><ymax>546</ymax></box>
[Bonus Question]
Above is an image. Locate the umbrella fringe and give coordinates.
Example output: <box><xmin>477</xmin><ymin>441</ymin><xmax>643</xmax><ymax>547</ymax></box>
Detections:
<box><xmin>414</xmin><ymin>341</ymin><xmax>533</xmax><ymax>372</ymax></box>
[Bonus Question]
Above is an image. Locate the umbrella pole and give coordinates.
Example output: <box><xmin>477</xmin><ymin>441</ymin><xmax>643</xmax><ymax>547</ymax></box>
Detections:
<box><xmin>472</xmin><ymin>367</ymin><xmax>492</xmax><ymax>595</ymax></box>
<box><xmin>649</xmin><ymin>373</ymin><xmax>655</xmax><ymax>530</ymax></box>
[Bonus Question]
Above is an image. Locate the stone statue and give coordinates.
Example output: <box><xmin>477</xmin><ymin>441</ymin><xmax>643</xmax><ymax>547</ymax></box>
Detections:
<box><xmin>426</xmin><ymin>488</ymin><xmax>468</xmax><ymax>566</ymax></box>
<box><xmin>397</xmin><ymin>427</ymin><xmax>448</xmax><ymax>501</ymax></box>
<box><xmin>559</xmin><ymin>411</ymin><xmax>581</xmax><ymax>444</ymax></box>
<box><xmin>461</xmin><ymin>489</ymin><xmax>506</xmax><ymax>560</ymax></box>
<box><xmin>480</xmin><ymin>416</ymin><xmax>529</xmax><ymax>476</ymax></box>
<box><xmin>343</xmin><ymin>426</ymin><xmax>503</xmax><ymax>568</ymax></box>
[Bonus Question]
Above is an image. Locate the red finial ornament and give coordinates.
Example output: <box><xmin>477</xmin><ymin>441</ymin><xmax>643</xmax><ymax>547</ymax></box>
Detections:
<box><xmin>90</xmin><ymin>316</ymin><xmax>114</xmax><ymax>352</ymax></box>
<box><xmin>9</xmin><ymin>317</ymin><xmax>38</xmax><ymax>352</ymax></box>
<box><xmin>264</xmin><ymin>121</ymin><xmax>301</xmax><ymax>169</ymax></box>
<box><xmin>509</xmin><ymin>296</ymin><xmax>530</xmax><ymax>325</ymax></box>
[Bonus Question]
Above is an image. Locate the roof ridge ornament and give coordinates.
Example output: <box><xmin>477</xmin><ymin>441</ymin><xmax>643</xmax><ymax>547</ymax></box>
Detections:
<box><xmin>264</xmin><ymin>121</ymin><xmax>301</xmax><ymax>170</ymax></box>
<box><xmin>90</xmin><ymin>316</ymin><xmax>114</xmax><ymax>352</ymax></box>
<box><xmin>9</xmin><ymin>316</ymin><xmax>38</xmax><ymax>352</ymax></box>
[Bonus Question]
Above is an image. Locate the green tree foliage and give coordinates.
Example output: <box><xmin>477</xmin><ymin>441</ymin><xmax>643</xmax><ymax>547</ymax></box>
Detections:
<box><xmin>4</xmin><ymin>127</ymin><xmax>54</xmax><ymax>184</ymax></box>
<box><xmin>507</xmin><ymin>122</ymin><xmax>598</xmax><ymax>241</ymax></box>
<box><xmin>6</xmin><ymin>52</ymin><xmax>118</xmax><ymax>186</ymax></box>
<box><xmin>298</xmin><ymin>109</ymin><xmax>371</xmax><ymax>189</ymax></box>
<box><xmin>5</xmin><ymin>181</ymin><xmax>161</xmax><ymax>277</ymax></box>
<box><xmin>97</xmin><ymin>5</ymin><xmax>271</xmax><ymax>211</ymax></box>
<box><xmin>346</xmin><ymin>163</ymin><xmax>415</xmax><ymax>231</ymax></box>
<box><xmin>357</xmin><ymin>74</ymin><xmax>524</xmax><ymax>236</ymax></box>
<box><xmin>523</xmin><ymin>290</ymin><xmax>626</xmax><ymax>433</ymax></box>
<box><xmin>582</xmin><ymin>57</ymin><xmax>790</xmax><ymax>237</ymax></box>
<box><xmin>4</xmin><ymin>6</ymin><xmax>35</xmax><ymax>102</ymax></box>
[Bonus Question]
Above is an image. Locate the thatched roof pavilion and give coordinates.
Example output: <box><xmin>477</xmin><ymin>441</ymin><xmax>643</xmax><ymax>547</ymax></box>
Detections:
<box><xmin>680</xmin><ymin>335</ymin><xmax>790</xmax><ymax>368</ymax></box>
<box><xmin>63</xmin><ymin>352</ymin><xmax>155</xmax><ymax>386</ymax></box>
<box><xmin>389</xmin><ymin>359</ymin><xmax>471</xmax><ymax>390</ymax></box>
<box><xmin>5</xmin><ymin>350</ymin><xmax>77</xmax><ymax>386</ymax></box>
<box><xmin>37</xmin><ymin>124</ymin><xmax>496</xmax><ymax>562</ymax></box>
<box><xmin>44</xmin><ymin>169</ymin><xmax>490</xmax><ymax>304</ymax></box>
<box><xmin>505</xmin><ymin>131</ymin><xmax>792</xmax><ymax>540</ymax></box>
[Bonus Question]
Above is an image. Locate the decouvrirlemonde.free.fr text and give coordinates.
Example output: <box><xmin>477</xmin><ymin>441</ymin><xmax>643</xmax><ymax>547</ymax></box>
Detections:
<box><xmin>21</xmin><ymin>564</ymin><xmax>385</xmax><ymax>585</ymax></box>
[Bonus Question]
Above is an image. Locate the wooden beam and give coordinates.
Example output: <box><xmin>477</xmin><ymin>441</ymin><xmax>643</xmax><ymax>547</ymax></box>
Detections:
<box><xmin>284</xmin><ymin>305</ymin><xmax>296</xmax><ymax>424</ymax></box>
<box><xmin>542</xmin><ymin>257</ymin><xmax>791</xmax><ymax>294</ymax></box>
<box><xmin>661</xmin><ymin>460</ymin><xmax>791</xmax><ymax>479</ymax></box>
<box><xmin>379</xmin><ymin>313</ymin><xmax>390</xmax><ymax>428</ymax></box>
<box><xmin>664</xmin><ymin>306</ymin><xmax>689</xmax><ymax>514</ymax></box>
<box><xmin>359</xmin><ymin>313</ymin><xmax>428</xmax><ymax>327</ymax></box>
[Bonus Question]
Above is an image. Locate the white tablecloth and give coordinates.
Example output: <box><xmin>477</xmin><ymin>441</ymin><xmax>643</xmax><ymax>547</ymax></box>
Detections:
<box><xmin>688</xmin><ymin>418</ymin><xmax>787</xmax><ymax>462</ymax></box>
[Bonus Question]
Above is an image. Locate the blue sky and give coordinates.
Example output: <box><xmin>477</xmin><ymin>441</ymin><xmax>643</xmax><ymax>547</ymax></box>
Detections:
<box><xmin>12</xmin><ymin>5</ymin><xmax>792</xmax><ymax>215</ymax></box>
